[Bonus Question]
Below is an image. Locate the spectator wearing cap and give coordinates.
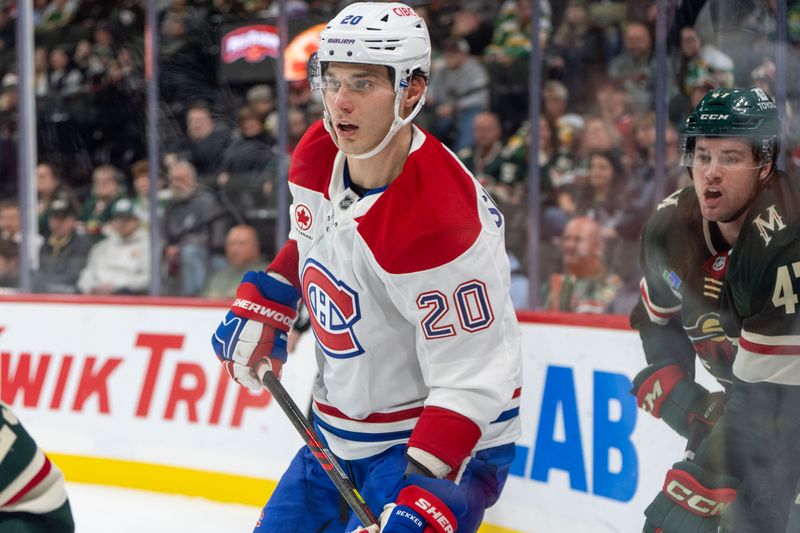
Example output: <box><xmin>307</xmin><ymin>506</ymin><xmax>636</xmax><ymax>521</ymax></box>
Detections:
<box><xmin>428</xmin><ymin>37</ymin><xmax>490</xmax><ymax>151</ymax></box>
<box><xmin>36</xmin><ymin>163</ymin><xmax>83</xmax><ymax>238</ymax></box>
<box><xmin>202</xmin><ymin>224</ymin><xmax>268</xmax><ymax>299</ymax></box>
<box><xmin>78</xmin><ymin>198</ymin><xmax>150</xmax><ymax>295</ymax></box>
<box><xmin>33</xmin><ymin>197</ymin><xmax>92</xmax><ymax>294</ymax></box>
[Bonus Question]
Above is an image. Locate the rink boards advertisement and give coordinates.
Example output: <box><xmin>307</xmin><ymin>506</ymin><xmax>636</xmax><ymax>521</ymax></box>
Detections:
<box><xmin>0</xmin><ymin>296</ymin><xmax>720</xmax><ymax>533</ymax></box>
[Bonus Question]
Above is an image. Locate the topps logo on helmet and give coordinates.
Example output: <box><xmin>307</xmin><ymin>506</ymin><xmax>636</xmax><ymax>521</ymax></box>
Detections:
<box><xmin>699</xmin><ymin>113</ymin><xmax>730</xmax><ymax>120</ymax></box>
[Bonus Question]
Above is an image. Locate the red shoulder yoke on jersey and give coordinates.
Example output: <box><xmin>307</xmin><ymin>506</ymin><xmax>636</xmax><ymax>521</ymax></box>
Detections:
<box><xmin>356</xmin><ymin>129</ymin><xmax>481</xmax><ymax>275</ymax></box>
<box><xmin>407</xmin><ymin>406</ymin><xmax>481</xmax><ymax>473</ymax></box>
<box><xmin>288</xmin><ymin>120</ymin><xmax>337</xmax><ymax>197</ymax></box>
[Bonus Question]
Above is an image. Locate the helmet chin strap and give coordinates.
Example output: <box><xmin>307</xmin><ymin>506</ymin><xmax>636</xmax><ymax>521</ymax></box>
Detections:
<box><xmin>321</xmin><ymin>88</ymin><xmax>426</xmax><ymax>160</ymax></box>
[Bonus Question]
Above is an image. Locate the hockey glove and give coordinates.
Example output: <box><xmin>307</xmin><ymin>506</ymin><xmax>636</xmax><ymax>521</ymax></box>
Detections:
<box><xmin>211</xmin><ymin>271</ymin><xmax>299</xmax><ymax>391</ymax></box>
<box><xmin>643</xmin><ymin>460</ymin><xmax>737</xmax><ymax>533</ymax></box>
<box><xmin>632</xmin><ymin>361</ymin><xmax>725</xmax><ymax>438</ymax></box>
<box><xmin>378</xmin><ymin>474</ymin><xmax>466</xmax><ymax>533</ymax></box>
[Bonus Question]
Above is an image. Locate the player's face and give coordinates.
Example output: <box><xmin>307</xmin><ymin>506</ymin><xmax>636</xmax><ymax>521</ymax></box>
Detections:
<box><xmin>692</xmin><ymin>137</ymin><xmax>769</xmax><ymax>222</ymax></box>
<box><xmin>321</xmin><ymin>63</ymin><xmax>396</xmax><ymax>155</ymax></box>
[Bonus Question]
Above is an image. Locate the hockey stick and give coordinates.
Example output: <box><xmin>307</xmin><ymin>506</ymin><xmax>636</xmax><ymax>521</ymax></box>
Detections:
<box><xmin>257</xmin><ymin>366</ymin><xmax>379</xmax><ymax>528</ymax></box>
<box><xmin>684</xmin><ymin>420</ymin><xmax>707</xmax><ymax>462</ymax></box>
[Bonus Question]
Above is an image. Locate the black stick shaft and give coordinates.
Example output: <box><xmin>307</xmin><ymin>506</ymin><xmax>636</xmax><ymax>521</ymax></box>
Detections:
<box><xmin>260</xmin><ymin>369</ymin><xmax>378</xmax><ymax>527</ymax></box>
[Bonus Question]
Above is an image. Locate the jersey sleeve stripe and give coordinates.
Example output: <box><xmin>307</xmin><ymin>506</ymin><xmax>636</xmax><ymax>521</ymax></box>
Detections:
<box><xmin>313</xmin><ymin>400</ymin><xmax>424</xmax><ymax>423</ymax></box>
<box><xmin>640</xmin><ymin>278</ymin><xmax>680</xmax><ymax>324</ymax></box>
<box><xmin>491</xmin><ymin>407</ymin><xmax>519</xmax><ymax>424</ymax></box>
<box><xmin>739</xmin><ymin>330</ymin><xmax>800</xmax><ymax>355</ymax></box>
<box><xmin>314</xmin><ymin>416</ymin><xmax>414</xmax><ymax>442</ymax></box>
<box><xmin>4</xmin><ymin>454</ymin><xmax>52</xmax><ymax>506</ymax></box>
<box><xmin>0</xmin><ymin>449</ymin><xmax>67</xmax><ymax>514</ymax></box>
<box><xmin>0</xmin><ymin>449</ymin><xmax>45</xmax><ymax>507</ymax></box>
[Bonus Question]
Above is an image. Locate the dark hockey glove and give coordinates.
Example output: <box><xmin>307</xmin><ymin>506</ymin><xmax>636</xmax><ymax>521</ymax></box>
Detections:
<box><xmin>632</xmin><ymin>361</ymin><xmax>725</xmax><ymax>438</ymax></box>
<box><xmin>211</xmin><ymin>271</ymin><xmax>299</xmax><ymax>390</ymax></box>
<box><xmin>643</xmin><ymin>460</ymin><xmax>737</xmax><ymax>533</ymax></box>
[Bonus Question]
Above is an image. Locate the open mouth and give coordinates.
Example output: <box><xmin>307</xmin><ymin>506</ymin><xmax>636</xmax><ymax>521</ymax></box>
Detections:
<box><xmin>337</xmin><ymin>121</ymin><xmax>358</xmax><ymax>133</ymax></box>
<box><xmin>704</xmin><ymin>188</ymin><xmax>722</xmax><ymax>200</ymax></box>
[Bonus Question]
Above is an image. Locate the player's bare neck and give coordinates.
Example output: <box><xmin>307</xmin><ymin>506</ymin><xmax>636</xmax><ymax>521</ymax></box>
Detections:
<box><xmin>347</xmin><ymin>126</ymin><xmax>412</xmax><ymax>189</ymax></box>
<box><xmin>718</xmin><ymin>217</ymin><xmax>745</xmax><ymax>246</ymax></box>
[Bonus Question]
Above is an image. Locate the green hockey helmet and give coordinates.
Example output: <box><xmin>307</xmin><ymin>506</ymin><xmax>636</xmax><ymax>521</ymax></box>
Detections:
<box><xmin>680</xmin><ymin>88</ymin><xmax>779</xmax><ymax>170</ymax></box>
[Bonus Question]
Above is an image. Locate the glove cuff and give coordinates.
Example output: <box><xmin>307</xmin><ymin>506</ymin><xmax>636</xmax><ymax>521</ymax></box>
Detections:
<box><xmin>396</xmin><ymin>485</ymin><xmax>458</xmax><ymax>533</ymax></box>
<box><xmin>233</xmin><ymin>274</ymin><xmax>298</xmax><ymax>330</ymax></box>
<box><xmin>634</xmin><ymin>362</ymin><xmax>685</xmax><ymax>418</ymax></box>
<box><xmin>407</xmin><ymin>406</ymin><xmax>480</xmax><ymax>472</ymax></box>
<box><xmin>662</xmin><ymin>463</ymin><xmax>737</xmax><ymax>518</ymax></box>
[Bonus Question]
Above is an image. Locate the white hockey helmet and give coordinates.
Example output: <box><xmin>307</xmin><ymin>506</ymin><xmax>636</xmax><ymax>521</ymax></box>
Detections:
<box><xmin>309</xmin><ymin>2</ymin><xmax>431</xmax><ymax>159</ymax></box>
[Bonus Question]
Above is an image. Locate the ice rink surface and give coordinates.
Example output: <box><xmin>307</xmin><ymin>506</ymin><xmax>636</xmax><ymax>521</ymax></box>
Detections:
<box><xmin>66</xmin><ymin>482</ymin><xmax>263</xmax><ymax>532</ymax></box>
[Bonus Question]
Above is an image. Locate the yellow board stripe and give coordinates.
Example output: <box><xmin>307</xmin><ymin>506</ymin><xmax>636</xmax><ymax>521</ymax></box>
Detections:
<box><xmin>49</xmin><ymin>453</ymin><xmax>276</xmax><ymax>506</ymax></box>
<box><xmin>48</xmin><ymin>453</ymin><xmax>524</xmax><ymax>533</ymax></box>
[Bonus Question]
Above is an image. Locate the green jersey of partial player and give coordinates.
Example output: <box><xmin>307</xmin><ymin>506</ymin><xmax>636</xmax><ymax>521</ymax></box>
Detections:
<box><xmin>721</xmin><ymin>171</ymin><xmax>800</xmax><ymax>385</ymax></box>
<box><xmin>633</xmin><ymin>185</ymin><xmax>736</xmax><ymax>389</ymax></box>
<box><xmin>0</xmin><ymin>401</ymin><xmax>74</xmax><ymax>532</ymax></box>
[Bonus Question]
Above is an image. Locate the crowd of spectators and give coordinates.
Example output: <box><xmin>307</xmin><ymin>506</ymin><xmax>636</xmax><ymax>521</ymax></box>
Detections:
<box><xmin>0</xmin><ymin>0</ymin><xmax>798</xmax><ymax>313</ymax></box>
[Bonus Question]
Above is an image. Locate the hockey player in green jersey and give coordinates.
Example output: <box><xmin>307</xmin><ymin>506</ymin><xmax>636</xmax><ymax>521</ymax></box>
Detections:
<box><xmin>0</xmin><ymin>401</ymin><xmax>74</xmax><ymax>532</ymax></box>
<box><xmin>635</xmin><ymin>87</ymin><xmax>800</xmax><ymax>533</ymax></box>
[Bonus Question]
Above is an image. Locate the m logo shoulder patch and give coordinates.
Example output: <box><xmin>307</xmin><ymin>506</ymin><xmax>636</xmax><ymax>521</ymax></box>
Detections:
<box><xmin>752</xmin><ymin>204</ymin><xmax>786</xmax><ymax>246</ymax></box>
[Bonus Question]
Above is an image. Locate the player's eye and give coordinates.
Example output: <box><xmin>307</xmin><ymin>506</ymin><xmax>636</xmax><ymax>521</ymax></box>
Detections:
<box><xmin>352</xmin><ymin>79</ymin><xmax>374</xmax><ymax>91</ymax></box>
<box><xmin>323</xmin><ymin>77</ymin><xmax>341</xmax><ymax>91</ymax></box>
<box><xmin>695</xmin><ymin>153</ymin><xmax>712</xmax><ymax>165</ymax></box>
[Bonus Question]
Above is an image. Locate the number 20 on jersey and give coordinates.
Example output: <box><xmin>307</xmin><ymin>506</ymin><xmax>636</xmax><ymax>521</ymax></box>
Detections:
<box><xmin>417</xmin><ymin>280</ymin><xmax>494</xmax><ymax>339</ymax></box>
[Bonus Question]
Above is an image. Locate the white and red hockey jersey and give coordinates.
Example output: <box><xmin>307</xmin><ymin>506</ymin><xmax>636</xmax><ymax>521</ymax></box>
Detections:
<box><xmin>273</xmin><ymin>121</ymin><xmax>522</xmax><ymax>470</ymax></box>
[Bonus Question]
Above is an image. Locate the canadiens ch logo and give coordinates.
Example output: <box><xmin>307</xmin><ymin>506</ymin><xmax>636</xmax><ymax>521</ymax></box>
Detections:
<box><xmin>302</xmin><ymin>259</ymin><xmax>364</xmax><ymax>358</ymax></box>
<box><xmin>295</xmin><ymin>204</ymin><xmax>313</xmax><ymax>232</ymax></box>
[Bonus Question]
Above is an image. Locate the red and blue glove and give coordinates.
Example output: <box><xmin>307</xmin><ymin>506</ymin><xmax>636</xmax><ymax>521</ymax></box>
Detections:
<box><xmin>211</xmin><ymin>271</ymin><xmax>299</xmax><ymax>390</ymax></box>
<box><xmin>377</xmin><ymin>474</ymin><xmax>466</xmax><ymax>533</ymax></box>
<box><xmin>643</xmin><ymin>460</ymin><xmax>738</xmax><ymax>533</ymax></box>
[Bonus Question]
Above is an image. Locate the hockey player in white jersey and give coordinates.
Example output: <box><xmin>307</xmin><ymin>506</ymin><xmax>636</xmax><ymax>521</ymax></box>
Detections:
<box><xmin>211</xmin><ymin>2</ymin><xmax>522</xmax><ymax>532</ymax></box>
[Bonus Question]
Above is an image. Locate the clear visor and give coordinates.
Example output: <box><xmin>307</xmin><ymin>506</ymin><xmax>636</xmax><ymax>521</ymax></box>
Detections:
<box><xmin>679</xmin><ymin>134</ymin><xmax>773</xmax><ymax>171</ymax></box>
<box><xmin>307</xmin><ymin>52</ymin><xmax>395</xmax><ymax>94</ymax></box>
